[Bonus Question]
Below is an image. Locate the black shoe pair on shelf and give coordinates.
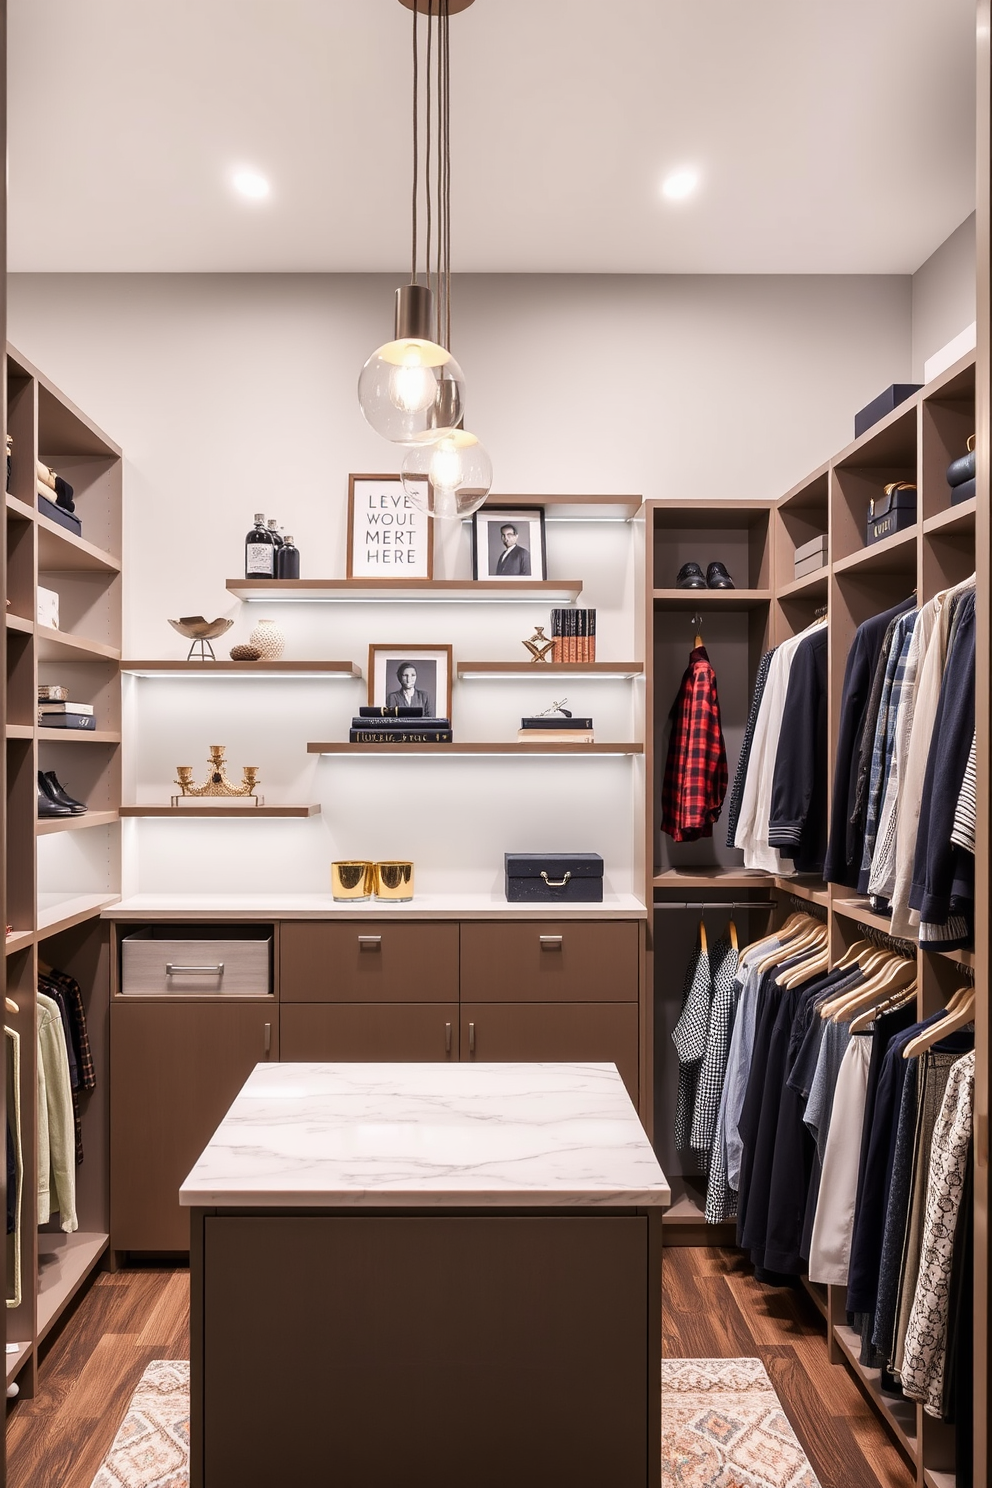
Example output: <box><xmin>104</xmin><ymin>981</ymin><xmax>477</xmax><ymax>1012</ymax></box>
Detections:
<box><xmin>675</xmin><ymin>562</ymin><xmax>735</xmax><ymax>590</ymax></box>
<box><xmin>37</xmin><ymin>771</ymin><xmax>88</xmax><ymax>818</ymax></box>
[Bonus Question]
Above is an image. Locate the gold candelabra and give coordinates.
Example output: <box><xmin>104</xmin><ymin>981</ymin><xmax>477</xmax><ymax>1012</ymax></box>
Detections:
<box><xmin>173</xmin><ymin>746</ymin><xmax>262</xmax><ymax>806</ymax></box>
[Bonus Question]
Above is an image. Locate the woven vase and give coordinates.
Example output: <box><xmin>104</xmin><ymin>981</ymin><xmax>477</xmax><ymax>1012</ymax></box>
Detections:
<box><xmin>247</xmin><ymin>618</ymin><xmax>285</xmax><ymax>660</ymax></box>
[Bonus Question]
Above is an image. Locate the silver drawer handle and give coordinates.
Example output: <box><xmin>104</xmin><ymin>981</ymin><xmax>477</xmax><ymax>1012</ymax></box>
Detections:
<box><xmin>358</xmin><ymin>936</ymin><xmax>382</xmax><ymax>952</ymax></box>
<box><xmin>445</xmin><ymin>1021</ymin><xmax>452</xmax><ymax>1055</ymax></box>
<box><xmin>539</xmin><ymin>935</ymin><xmax>563</xmax><ymax>951</ymax></box>
<box><xmin>540</xmin><ymin>871</ymin><xmax>571</xmax><ymax>888</ymax></box>
<box><xmin>469</xmin><ymin>1021</ymin><xmax>476</xmax><ymax>1055</ymax></box>
<box><xmin>165</xmin><ymin>963</ymin><xmax>224</xmax><ymax>975</ymax></box>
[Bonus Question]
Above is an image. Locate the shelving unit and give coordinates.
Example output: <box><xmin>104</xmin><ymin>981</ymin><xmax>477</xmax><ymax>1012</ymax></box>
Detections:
<box><xmin>226</xmin><ymin>577</ymin><xmax>585</xmax><ymax>603</ymax></box>
<box><xmin>309</xmin><ymin>741</ymin><xmax>644</xmax><ymax>756</ymax></box>
<box><xmin>645</xmin><ymin>349</ymin><xmax>985</xmax><ymax>1484</ymax></box>
<box><xmin>456</xmin><ymin>661</ymin><xmax>643</xmax><ymax>679</ymax></box>
<box><xmin>119</xmin><ymin>804</ymin><xmax>321</xmax><ymax>818</ymax></box>
<box><xmin>3</xmin><ymin>344</ymin><xmax>122</xmax><ymax>1401</ymax></box>
<box><xmin>120</xmin><ymin>660</ymin><xmax>362</xmax><ymax>678</ymax></box>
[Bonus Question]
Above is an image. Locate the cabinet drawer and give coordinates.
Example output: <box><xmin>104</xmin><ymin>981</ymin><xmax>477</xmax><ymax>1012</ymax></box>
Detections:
<box><xmin>280</xmin><ymin>922</ymin><xmax>458</xmax><ymax>1003</ymax></box>
<box><xmin>460</xmin><ymin>1002</ymin><xmax>638</xmax><ymax>1104</ymax></box>
<box><xmin>121</xmin><ymin>925</ymin><xmax>272</xmax><ymax>996</ymax></box>
<box><xmin>460</xmin><ymin>922</ymin><xmax>638</xmax><ymax>1002</ymax></box>
<box><xmin>281</xmin><ymin>1003</ymin><xmax>456</xmax><ymax>1062</ymax></box>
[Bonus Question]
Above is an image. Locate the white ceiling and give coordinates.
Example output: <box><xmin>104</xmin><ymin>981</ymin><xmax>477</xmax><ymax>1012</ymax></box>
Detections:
<box><xmin>9</xmin><ymin>0</ymin><xmax>977</xmax><ymax>275</ymax></box>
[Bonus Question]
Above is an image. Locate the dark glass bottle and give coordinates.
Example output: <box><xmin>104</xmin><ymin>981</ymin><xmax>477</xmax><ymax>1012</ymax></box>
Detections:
<box><xmin>245</xmin><ymin>513</ymin><xmax>275</xmax><ymax>577</ymax></box>
<box><xmin>277</xmin><ymin>535</ymin><xmax>300</xmax><ymax>579</ymax></box>
<box><xmin>267</xmin><ymin>518</ymin><xmax>284</xmax><ymax>555</ymax></box>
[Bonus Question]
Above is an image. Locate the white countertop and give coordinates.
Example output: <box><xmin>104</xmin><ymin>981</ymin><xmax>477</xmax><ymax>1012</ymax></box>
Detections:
<box><xmin>179</xmin><ymin>1062</ymin><xmax>670</xmax><ymax>1210</ymax></box>
<box><xmin>105</xmin><ymin>892</ymin><xmax>648</xmax><ymax>921</ymax></box>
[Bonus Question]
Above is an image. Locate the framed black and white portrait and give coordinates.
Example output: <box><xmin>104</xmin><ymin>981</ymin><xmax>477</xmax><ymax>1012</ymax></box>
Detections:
<box><xmin>368</xmin><ymin>645</ymin><xmax>453</xmax><ymax>719</ymax></box>
<box><xmin>472</xmin><ymin>506</ymin><xmax>547</xmax><ymax>581</ymax></box>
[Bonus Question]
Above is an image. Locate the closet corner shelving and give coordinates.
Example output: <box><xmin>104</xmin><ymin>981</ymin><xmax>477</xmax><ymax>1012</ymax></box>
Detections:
<box><xmin>4</xmin><ymin>343</ymin><xmax>122</xmax><ymax>1398</ymax></box>
<box><xmin>646</xmin><ymin>350</ymin><xmax>985</xmax><ymax>1487</ymax></box>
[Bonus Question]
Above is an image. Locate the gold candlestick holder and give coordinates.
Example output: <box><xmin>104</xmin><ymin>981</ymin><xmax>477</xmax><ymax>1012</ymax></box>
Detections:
<box><xmin>173</xmin><ymin>746</ymin><xmax>263</xmax><ymax>806</ymax></box>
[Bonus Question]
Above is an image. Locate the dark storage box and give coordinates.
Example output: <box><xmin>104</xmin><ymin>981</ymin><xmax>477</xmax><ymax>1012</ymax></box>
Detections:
<box><xmin>946</xmin><ymin>450</ymin><xmax>976</xmax><ymax>487</ymax></box>
<box><xmin>952</xmin><ymin>476</ymin><xmax>976</xmax><ymax>507</ymax></box>
<box><xmin>867</xmin><ymin>484</ymin><xmax>917</xmax><ymax>546</ymax></box>
<box><xmin>504</xmin><ymin>852</ymin><xmax>604</xmax><ymax>903</ymax></box>
<box><xmin>854</xmin><ymin>383</ymin><xmax>921</xmax><ymax>439</ymax></box>
<box><xmin>38</xmin><ymin>491</ymin><xmax>81</xmax><ymax>537</ymax></box>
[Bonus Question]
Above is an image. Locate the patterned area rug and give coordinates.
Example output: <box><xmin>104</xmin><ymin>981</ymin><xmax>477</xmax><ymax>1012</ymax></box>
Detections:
<box><xmin>663</xmin><ymin>1357</ymin><xmax>821</xmax><ymax>1488</ymax></box>
<box><xmin>90</xmin><ymin>1360</ymin><xmax>189</xmax><ymax>1488</ymax></box>
<box><xmin>95</xmin><ymin>1355</ymin><xmax>819</xmax><ymax>1488</ymax></box>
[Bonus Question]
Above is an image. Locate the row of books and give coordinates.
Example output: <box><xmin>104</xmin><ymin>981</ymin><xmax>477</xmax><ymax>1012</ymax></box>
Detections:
<box><xmin>37</xmin><ymin>699</ymin><xmax>96</xmax><ymax>731</ymax></box>
<box><xmin>551</xmin><ymin>607</ymin><xmax>596</xmax><ymax>662</ymax></box>
<box><xmin>349</xmin><ymin>706</ymin><xmax>451</xmax><ymax>745</ymax></box>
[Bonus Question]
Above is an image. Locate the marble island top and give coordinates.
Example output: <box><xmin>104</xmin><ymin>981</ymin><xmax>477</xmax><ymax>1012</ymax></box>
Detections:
<box><xmin>104</xmin><ymin>892</ymin><xmax>648</xmax><ymax>921</ymax></box>
<box><xmin>179</xmin><ymin>1062</ymin><xmax>671</xmax><ymax>1210</ymax></box>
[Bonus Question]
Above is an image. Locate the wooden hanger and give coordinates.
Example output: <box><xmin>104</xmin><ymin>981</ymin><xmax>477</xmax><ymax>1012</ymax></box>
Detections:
<box><xmin>697</xmin><ymin>917</ymin><xmax>708</xmax><ymax>956</ymax></box>
<box><xmin>830</xmin><ymin>957</ymin><xmax>916</xmax><ymax>1024</ymax></box>
<box><xmin>848</xmin><ymin>981</ymin><xmax>917</xmax><ymax>1035</ymax></box>
<box><xmin>4</xmin><ymin>997</ymin><xmax>18</xmax><ymax>1015</ymax></box>
<box><xmin>38</xmin><ymin>957</ymin><xmax>53</xmax><ymax>977</ymax></box>
<box><xmin>739</xmin><ymin>913</ymin><xmax>803</xmax><ymax>964</ymax></box>
<box><xmin>836</xmin><ymin>938</ymin><xmax>871</xmax><ymax>971</ymax></box>
<box><xmin>817</xmin><ymin>948</ymin><xmax>896</xmax><ymax>1020</ymax></box>
<box><xmin>902</xmin><ymin>990</ymin><xmax>975</xmax><ymax>1059</ymax></box>
<box><xmin>777</xmin><ymin>945</ymin><xmax>831</xmax><ymax>989</ymax></box>
<box><xmin>728</xmin><ymin>918</ymin><xmax>738</xmax><ymax>955</ymax></box>
<box><xmin>755</xmin><ymin>920</ymin><xmax>824</xmax><ymax>976</ymax></box>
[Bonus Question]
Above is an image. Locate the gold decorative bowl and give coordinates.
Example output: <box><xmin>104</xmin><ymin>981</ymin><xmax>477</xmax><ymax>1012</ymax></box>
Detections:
<box><xmin>168</xmin><ymin>616</ymin><xmax>234</xmax><ymax>641</ymax></box>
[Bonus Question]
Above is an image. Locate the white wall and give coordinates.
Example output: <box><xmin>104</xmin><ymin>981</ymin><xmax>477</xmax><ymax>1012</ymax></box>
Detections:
<box><xmin>9</xmin><ymin>271</ymin><xmax>912</xmax><ymax>895</ymax></box>
<box><xmin>911</xmin><ymin>212</ymin><xmax>976</xmax><ymax>378</ymax></box>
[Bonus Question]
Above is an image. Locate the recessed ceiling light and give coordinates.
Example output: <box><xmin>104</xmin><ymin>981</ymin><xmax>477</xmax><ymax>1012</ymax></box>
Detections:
<box><xmin>231</xmin><ymin>167</ymin><xmax>271</xmax><ymax>202</ymax></box>
<box><xmin>661</xmin><ymin>167</ymin><xmax>700</xmax><ymax>202</ymax></box>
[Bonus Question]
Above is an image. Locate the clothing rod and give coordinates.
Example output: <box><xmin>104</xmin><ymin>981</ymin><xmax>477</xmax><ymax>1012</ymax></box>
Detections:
<box><xmin>653</xmin><ymin>899</ymin><xmax>778</xmax><ymax>911</ymax></box>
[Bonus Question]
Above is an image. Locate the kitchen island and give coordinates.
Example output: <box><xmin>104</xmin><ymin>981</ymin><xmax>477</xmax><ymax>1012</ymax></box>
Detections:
<box><xmin>181</xmin><ymin>1061</ymin><xmax>670</xmax><ymax>1488</ymax></box>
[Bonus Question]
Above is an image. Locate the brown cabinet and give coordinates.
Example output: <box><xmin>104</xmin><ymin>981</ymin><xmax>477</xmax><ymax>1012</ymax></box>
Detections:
<box><xmin>459</xmin><ymin>921</ymin><xmax>638</xmax><ymax>1002</ymax></box>
<box><xmin>280</xmin><ymin>921</ymin><xmax>459</xmax><ymax>1003</ymax></box>
<box><xmin>110</xmin><ymin>1000</ymin><xmax>277</xmax><ymax>1251</ymax></box>
<box><xmin>460</xmin><ymin>1003</ymin><xmax>639</xmax><ymax>1102</ymax></box>
<box><xmin>281</xmin><ymin>1003</ymin><xmax>456</xmax><ymax>1062</ymax></box>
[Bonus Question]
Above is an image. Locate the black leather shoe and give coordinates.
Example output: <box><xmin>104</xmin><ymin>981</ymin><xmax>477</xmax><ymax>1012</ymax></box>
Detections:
<box><xmin>706</xmin><ymin>562</ymin><xmax>735</xmax><ymax>589</ymax></box>
<box><xmin>675</xmin><ymin>562</ymin><xmax>707</xmax><ymax>590</ymax></box>
<box><xmin>38</xmin><ymin>776</ymin><xmax>72</xmax><ymax>817</ymax></box>
<box><xmin>41</xmin><ymin>770</ymin><xmax>88</xmax><ymax>814</ymax></box>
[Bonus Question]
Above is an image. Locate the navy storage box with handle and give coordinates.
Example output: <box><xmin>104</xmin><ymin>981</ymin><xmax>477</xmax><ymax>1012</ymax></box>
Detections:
<box><xmin>867</xmin><ymin>483</ymin><xmax>917</xmax><ymax>546</ymax></box>
<box><xmin>504</xmin><ymin>852</ymin><xmax>604</xmax><ymax>903</ymax></box>
<box><xmin>854</xmin><ymin>383</ymin><xmax>921</xmax><ymax>439</ymax></box>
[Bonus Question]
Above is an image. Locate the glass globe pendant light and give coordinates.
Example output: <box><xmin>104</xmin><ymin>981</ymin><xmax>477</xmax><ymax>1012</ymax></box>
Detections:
<box><xmin>357</xmin><ymin>0</ymin><xmax>493</xmax><ymax>514</ymax></box>
<box><xmin>401</xmin><ymin>427</ymin><xmax>493</xmax><ymax>518</ymax></box>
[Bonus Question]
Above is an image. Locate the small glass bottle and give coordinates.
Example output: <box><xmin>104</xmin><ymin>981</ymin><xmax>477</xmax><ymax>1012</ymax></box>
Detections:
<box><xmin>267</xmin><ymin>518</ymin><xmax>284</xmax><ymax>555</ymax></box>
<box><xmin>245</xmin><ymin>514</ymin><xmax>275</xmax><ymax>577</ymax></box>
<box><xmin>277</xmin><ymin>535</ymin><xmax>300</xmax><ymax>579</ymax></box>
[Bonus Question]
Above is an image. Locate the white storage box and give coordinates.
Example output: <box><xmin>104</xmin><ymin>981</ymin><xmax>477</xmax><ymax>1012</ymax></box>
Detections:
<box><xmin>121</xmin><ymin>925</ymin><xmax>272</xmax><ymax>995</ymax></box>
<box><xmin>37</xmin><ymin>585</ymin><xmax>60</xmax><ymax>629</ymax></box>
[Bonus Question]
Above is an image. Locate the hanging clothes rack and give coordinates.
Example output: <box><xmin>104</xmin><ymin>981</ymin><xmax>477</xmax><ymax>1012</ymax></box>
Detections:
<box><xmin>654</xmin><ymin>899</ymin><xmax>777</xmax><ymax>911</ymax></box>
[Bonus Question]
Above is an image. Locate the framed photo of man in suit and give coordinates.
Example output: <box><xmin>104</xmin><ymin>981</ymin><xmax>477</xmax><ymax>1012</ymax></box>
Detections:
<box><xmin>471</xmin><ymin>506</ymin><xmax>547</xmax><ymax>581</ymax></box>
<box><xmin>368</xmin><ymin>645</ymin><xmax>453</xmax><ymax>719</ymax></box>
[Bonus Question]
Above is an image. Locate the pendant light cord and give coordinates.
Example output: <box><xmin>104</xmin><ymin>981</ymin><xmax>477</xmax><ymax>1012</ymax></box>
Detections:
<box><xmin>425</xmin><ymin>5</ymin><xmax>433</xmax><ymax>322</ymax></box>
<box><xmin>444</xmin><ymin>0</ymin><xmax>452</xmax><ymax>351</ymax></box>
<box><xmin>411</xmin><ymin>0</ymin><xmax>419</xmax><ymax>285</ymax></box>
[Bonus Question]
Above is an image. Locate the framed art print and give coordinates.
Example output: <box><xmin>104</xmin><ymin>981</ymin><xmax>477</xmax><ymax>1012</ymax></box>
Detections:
<box><xmin>347</xmin><ymin>474</ymin><xmax>434</xmax><ymax>580</ymax></box>
<box><xmin>472</xmin><ymin>505</ymin><xmax>547</xmax><ymax>581</ymax></box>
<box><xmin>368</xmin><ymin>644</ymin><xmax>453</xmax><ymax>719</ymax></box>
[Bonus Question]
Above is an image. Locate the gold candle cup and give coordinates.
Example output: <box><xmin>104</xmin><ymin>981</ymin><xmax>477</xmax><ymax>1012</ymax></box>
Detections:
<box><xmin>331</xmin><ymin>861</ymin><xmax>374</xmax><ymax>900</ymax></box>
<box><xmin>374</xmin><ymin>861</ymin><xmax>414</xmax><ymax>901</ymax></box>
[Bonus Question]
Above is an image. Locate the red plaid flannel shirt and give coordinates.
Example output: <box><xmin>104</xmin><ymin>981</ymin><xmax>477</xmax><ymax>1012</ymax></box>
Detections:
<box><xmin>661</xmin><ymin>646</ymin><xmax>728</xmax><ymax>842</ymax></box>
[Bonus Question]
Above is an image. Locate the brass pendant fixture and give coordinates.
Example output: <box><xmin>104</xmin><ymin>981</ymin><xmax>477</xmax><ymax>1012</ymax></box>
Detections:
<box><xmin>357</xmin><ymin>0</ymin><xmax>493</xmax><ymax>518</ymax></box>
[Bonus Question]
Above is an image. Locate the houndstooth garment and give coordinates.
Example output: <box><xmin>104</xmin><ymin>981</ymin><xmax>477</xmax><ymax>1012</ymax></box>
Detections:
<box><xmin>672</xmin><ymin>934</ymin><xmax>712</xmax><ymax>1151</ymax></box>
<box><xmin>689</xmin><ymin>932</ymin><xmax>741</xmax><ymax>1169</ymax></box>
<box><xmin>901</xmin><ymin>1050</ymin><xmax>975</xmax><ymax>1416</ymax></box>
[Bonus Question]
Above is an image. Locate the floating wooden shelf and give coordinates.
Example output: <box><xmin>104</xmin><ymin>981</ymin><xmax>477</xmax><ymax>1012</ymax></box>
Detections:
<box><xmin>5</xmin><ymin>491</ymin><xmax>34</xmax><ymax>521</ymax></box>
<box><xmin>309</xmin><ymin>741</ymin><xmax>644</xmax><ymax>756</ymax></box>
<box><xmin>480</xmin><ymin>493</ymin><xmax>643</xmax><ymax>521</ymax></box>
<box><xmin>37</xmin><ymin>517</ymin><xmax>121</xmax><ymax>575</ymax></box>
<box><xmin>780</xmin><ymin>875</ymin><xmax>831</xmax><ymax>907</ymax></box>
<box><xmin>652</xmin><ymin>589</ymin><xmax>772</xmax><ymax>609</ymax></box>
<box><xmin>37</xmin><ymin>809</ymin><xmax>119</xmax><ymax>836</ymax></box>
<box><xmin>832</xmin><ymin>526</ymin><xmax>918</xmax><ymax>576</ymax></box>
<box><xmin>923</xmin><ymin>498</ymin><xmax>977</xmax><ymax>536</ymax></box>
<box><xmin>456</xmin><ymin>661</ymin><xmax>643</xmax><ymax>679</ymax></box>
<box><xmin>119</xmin><ymin>804</ymin><xmax>322</xmax><ymax>818</ymax></box>
<box><xmin>36</xmin><ymin>626</ymin><xmax>121</xmax><ymax>664</ymax></box>
<box><xmin>226</xmin><ymin>578</ymin><xmax>584</xmax><ymax>604</ymax></box>
<box><xmin>5</xmin><ymin>723</ymin><xmax>34</xmax><ymax>740</ymax></box>
<box><xmin>37</xmin><ymin>728</ymin><xmax>121</xmax><ymax>744</ymax></box>
<box><xmin>119</xmin><ymin>659</ymin><xmax>362</xmax><ymax>678</ymax></box>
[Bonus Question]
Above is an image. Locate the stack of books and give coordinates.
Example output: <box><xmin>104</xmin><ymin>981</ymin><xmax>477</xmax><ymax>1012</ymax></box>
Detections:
<box><xmin>349</xmin><ymin>706</ymin><xmax>452</xmax><ymax>745</ymax></box>
<box><xmin>38</xmin><ymin>699</ymin><xmax>96</xmax><ymax>731</ymax></box>
<box><xmin>551</xmin><ymin>608</ymin><xmax>596</xmax><ymax>662</ymax></box>
<box><xmin>518</xmin><ymin>715</ymin><xmax>594</xmax><ymax>743</ymax></box>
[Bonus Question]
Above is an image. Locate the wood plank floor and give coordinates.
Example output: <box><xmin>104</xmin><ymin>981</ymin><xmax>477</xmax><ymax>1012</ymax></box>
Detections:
<box><xmin>6</xmin><ymin>1248</ymin><xmax>915</xmax><ymax>1487</ymax></box>
<box><xmin>663</xmin><ymin>1246</ymin><xmax>915</xmax><ymax>1488</ymax></box>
